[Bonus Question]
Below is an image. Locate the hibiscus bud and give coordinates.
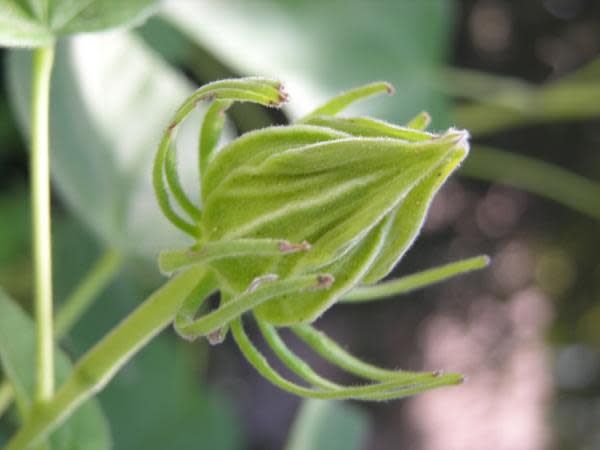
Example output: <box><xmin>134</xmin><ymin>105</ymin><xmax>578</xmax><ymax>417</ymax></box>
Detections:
<box><xmin>154</xmin><ymin>79</ymin><xmax>472</xmax><ymax>400</ymax></box>
<box><xmin>200</xmin><ymin>123</ymin><xmax>468</xmax><ymax>325</ymax></box>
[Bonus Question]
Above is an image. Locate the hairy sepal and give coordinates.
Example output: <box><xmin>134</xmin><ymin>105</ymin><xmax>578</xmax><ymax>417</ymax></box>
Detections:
<box><xmin>203</xmin><ymin>132</ymin><xmax>467</xmax><ymax>322</ymax></box>
<box><xmin>253</xmin><ymin>215</ymin><xmax>392</xmax><ymax>324</ymax></box>
<box><xmin>363</xmin><ymin>142</ymin><xmax>469</xmax><ymax>283</ymax></box>
<box><xmin>202</xmin><ymin>124</ymin><xmax>349</xmax><ymax>202</ymax></box>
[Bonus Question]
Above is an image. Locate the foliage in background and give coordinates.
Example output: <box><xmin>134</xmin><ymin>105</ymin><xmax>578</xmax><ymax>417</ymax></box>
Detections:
<box><xmin>0</xmin><ymin>0</ymin><xmax>599</xmax><ymax>449</ymax></box>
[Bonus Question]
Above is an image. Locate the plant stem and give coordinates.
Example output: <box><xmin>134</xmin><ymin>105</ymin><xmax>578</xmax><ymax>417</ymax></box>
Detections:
<box><xmin>54</xmin><ymin>249</ymin><xmax>123</xmax><ymax>338</ymax></box>
<box><xmin>5</xmin><ymin>266</ymin><xmax>207</xmax><ymax>450</ymax></box>
<box><xmin>0</xmin><ymin>249</ymin><xmax>123</xmax><ymax>420</ymax></box>
<box><xmin>30</xmin><ymin>46</ymin><xmax>55</xmax><ymax>406</ymax></box>
<box><xmin>0</xmin><ymin>382</ymin><xmax>12</xmax><ymax>416</ymax></box>
<box><xmin>462</xmin><ymin>146</ymin><xmax>600</xmax><ymax>221</ymax></box>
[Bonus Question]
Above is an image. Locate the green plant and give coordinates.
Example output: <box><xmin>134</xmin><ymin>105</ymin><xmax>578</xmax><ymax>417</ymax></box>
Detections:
<box><xmin>5</xmin><ymin>2</ymin><xmax>598</xmax><ymax>450</ymax></box>
<box><xmin>2</xmin><ymin>66</ymin><xmax>486</xmax><ymax>447</ymax></box>
<box><xmin>0</xmin><ymin>5</ymin><xmax>487</xmax><ymax>447</ymax></box>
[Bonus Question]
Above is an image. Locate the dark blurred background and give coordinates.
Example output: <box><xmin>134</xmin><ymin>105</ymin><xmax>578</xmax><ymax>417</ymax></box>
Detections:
<box><xmin>1</xmin><ymin>1</ymin><xmax>600</xmax><ymax>449</ymax></box>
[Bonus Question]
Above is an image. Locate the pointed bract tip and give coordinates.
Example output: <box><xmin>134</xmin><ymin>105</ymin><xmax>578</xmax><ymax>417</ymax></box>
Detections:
<box><xmin>315</xmin><ymin>274</ymin><xmax>335</xmax><ymax>289</ymax></box>
<box><xmin>207</xmin><ymin>329</ymin><xmax>226</xmax><ymax>345</ymax></box>
<box><xmin>438</xmin><ymin>128</ymin><xmax>470</xmax><ymax>153</ymax></box>
<box><xmin>447</xmin><ymin>127</ymin><xmax>470</xmax><ymax>144</ymax></box>
<box><xmin>384</xmin><ymin>82</ymin><xmax>395</xmax><ymax>95</ymax></box>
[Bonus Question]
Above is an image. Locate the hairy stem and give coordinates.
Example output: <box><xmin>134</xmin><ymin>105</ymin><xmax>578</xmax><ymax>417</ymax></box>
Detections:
<box><xmin>30</xmin><ymin>46</ymin><xmax>55</xmax><ymax>405</ymax></box>
<box><xmin>5</xmin><ymin>266</ymin><xmax>207</xmax><ymax>450</ymax></box>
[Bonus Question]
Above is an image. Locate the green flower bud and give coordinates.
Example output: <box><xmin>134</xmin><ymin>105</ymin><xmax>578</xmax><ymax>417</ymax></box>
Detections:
<box><xmin>156</xmin><ymin>78</ymin><xmax>469</xmax><ymax>326</ymax></box>
<box><xmin>153</xmin><ymin>78</ymin><xmax>476</xmax><ymax>401</ymax></box>
<box><xmin>202</xmin><ymin>126</ymin><xmax>468</xmax><ymax>324</ymax></box>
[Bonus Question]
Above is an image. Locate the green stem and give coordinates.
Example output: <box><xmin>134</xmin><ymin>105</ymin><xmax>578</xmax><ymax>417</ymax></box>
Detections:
<box><xmin>5</xmin><ymin>266</ymin><xmax>207</xmax><ymax>450</ymax></box>
<box><xmin>342</xmin><ymin>255</ymin><xmax>489</xmax><ymax>302</ymax></box>
<box><xmin>462</xmin><ymin>146</ymin><xmax>600</xmax><ymax>221</ymax></box>
<box><xmin>54</xmin><ymin>249</ymin><xmax>123</xmax><ymax>338</ymax></box>
<box><xmin>30</xmin><ymin>46</ymin><xmax>55</xmax><ymax>405</ymax></box>
<box><xmin>0</xmin><ymin>249</ymin><xmax>123</xmax><ymax>419</ymax></box>
<box><xmin>438</xmin><ymin>67</ymin><xmax>600</xmax><ymax>136</ymax></box>
<box><xmin>0</xmin><ymin>382</ymin><xmax>12</xmax><ymax>416</ymax></box>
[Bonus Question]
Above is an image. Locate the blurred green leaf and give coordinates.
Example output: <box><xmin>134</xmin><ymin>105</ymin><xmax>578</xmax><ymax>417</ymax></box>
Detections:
<box><xmin>0</xmin><ymin>287</ymin><xmax>111</xmax><ymax>449</ymax></box>
<box><xmin>98</xmin><ymin>337</ymin><xmax>242</xmax><ymax>450</ymax></box>
<box><xmin>7</xmin><ymin>32</ymin><xmax>198</xmax><ymax>258</ymax></box>
<box><xmin>162</xmin><ymin>0</ymin><xmax>453</xmax><ymax>124</ymax></box>
<box><xmin>285</xmin><ymin>400</ymin><xmax>368</xmax><ymax>450</ymax></box>
<box><xmin>0</xmin><ymin>188</ymin><xmax>29</xmax><ymax>265</ymax></box>
<box><xmin>0</xmin><ymin>0</ymin><xmax>158</xmax><ymax>48</ymax></box>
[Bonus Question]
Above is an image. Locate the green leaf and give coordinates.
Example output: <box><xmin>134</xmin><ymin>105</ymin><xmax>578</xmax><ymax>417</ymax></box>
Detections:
<box><xmin>7</xmin><ymin>32</ymin><xmax>199</xmax><ymax>257</ymax></box>
<box><xmin>0</xmin><ymin>288</ymin><xmax>111</xmax><ymax>449</ymax></box>
<box><xmin>98</xmin><ymin>337</ymin><xmax>242</xmax><ymax>450</ymax></box>
<box><xmin>0</xmin><ymin>0</ymin><xmax>159</xmax><ymax>48</ymax></box>
<box><xmin>284</xmin><ymin>400</ymin><xmax>368</xmax><ymax>450</ymax></box>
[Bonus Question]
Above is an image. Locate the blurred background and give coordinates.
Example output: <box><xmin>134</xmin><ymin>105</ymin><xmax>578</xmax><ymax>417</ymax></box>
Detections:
<box><xmin>1</xmin><ymin>0</ymin><xmax>600</xmax><ymax>449</ymax></box>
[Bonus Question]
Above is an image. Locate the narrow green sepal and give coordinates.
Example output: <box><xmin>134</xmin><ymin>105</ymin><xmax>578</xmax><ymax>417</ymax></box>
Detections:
<box><xmin>200</xmin><ymin>99</ymin><xmax>233</xmax><ymax>181</ymax></box>
<box><xmin>159</xmin><ymin>239</ymin><xmax>311</xmax><ymax>275</ymax></box>
<box><xmin>304</xmin><ymin>115</ymin><xmax>434</xmax><ymax>141</ymax></box>
<box><xmin>232</xmin><ymin>319</ymin><xmax>464</xmax><ymax>401</ymax></box>
<box><xmin>300</xmin><ymin>81</ymin><xmax>394</xmax><ymax>120</ymax></box>
<box><xmin>344</xmin><ymin>255</ymin><xmax>490</xmax><ymax>302</ymax></box>
<box><xmin>406</xmin><ymin>111</ymin><xmax>431</xmax><ymax>130</ymax></box>
<box><xmin>165</xmin><ymin>140</ymin><xmax>202</xmax><ymax>221</ymax></box>
<box><xmin>292</xmin><ymin>324</ymin><xmax>429</xmax><ymax>382</ymax></box>
<box><xmin>175</xmin><ymin>273</ymin><xmax>334</xmax><ymax>341</ymax></box>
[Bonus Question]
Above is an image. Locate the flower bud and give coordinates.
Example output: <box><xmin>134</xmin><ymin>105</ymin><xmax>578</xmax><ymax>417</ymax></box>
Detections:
<box><xmin>154</xmin><ymin>78</ymin><xmax>472</xmax><ymax>400</ymax></box>
<box><xmin>200</xmin><ymin>123</ymin><xmax>469</xmax><ymax>325</ymax></box>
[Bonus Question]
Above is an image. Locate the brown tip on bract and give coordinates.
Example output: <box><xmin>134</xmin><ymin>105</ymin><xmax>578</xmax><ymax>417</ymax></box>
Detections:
<box><xmin>459</xmin><ymin>375</ymin><xmax>468</xmax><ymax>384</ymax></box>
<box><xmin>207</xmin><ymin>329</ymin><xmax>226</xmax><ymax>346</ymax></box>
<box><xmin>384</xmin><ymin>82</ymin><xmax>395</xmax><ymax>95</ymax></box>
<box><xmin>315</xmin><ymin>274</ymin><xmax>334</xmax><ymax>289</ymax></box>
<box><xmin>278</xmin><ymin>240</ymin><xmax>312</xmax><ymax>253</ymax></box>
